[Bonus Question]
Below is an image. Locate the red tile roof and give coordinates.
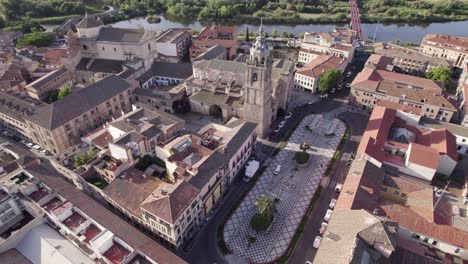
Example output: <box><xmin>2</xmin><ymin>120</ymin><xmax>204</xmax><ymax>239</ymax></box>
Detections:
<box><xmin>423</xmin><ymin>34</ymin><xmax>468</xmax><ymax>50</ymax></box>
<box><xmin>358</xmin><ymin>105</ymin><xmax>458</xmax><ymax>167</ymax></box>
<box><xmin>376</xmin><ymin>100</ymin><xmax>422</xmax><ymax>115</ymax></box>
<box><xmin>296</xmin><ymin>54</ymin><xmax>346</xmax><ymax>78</ymax></box>
<box><xmin>380</xmin><ymin>201</ymin><xmax>468</xmax><ymax>249</ymax></box>
<box><xmin>408</xmin><ymin>143</ymin><xmax>439</xmax><ymax>169</ymax></box>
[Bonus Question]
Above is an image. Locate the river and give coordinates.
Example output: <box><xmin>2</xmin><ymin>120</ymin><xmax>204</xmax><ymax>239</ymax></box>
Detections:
<box><xmin>111</xmin><ymin>15</ymin><xmax>468</xmax><ymax>43</ymax></box>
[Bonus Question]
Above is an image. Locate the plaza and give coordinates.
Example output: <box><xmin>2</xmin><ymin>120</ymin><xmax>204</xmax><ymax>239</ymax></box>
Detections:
<box><xmin>223</xmin><ymin>114</ymin><xmax>346</xmax><ymax>263</ymax></box>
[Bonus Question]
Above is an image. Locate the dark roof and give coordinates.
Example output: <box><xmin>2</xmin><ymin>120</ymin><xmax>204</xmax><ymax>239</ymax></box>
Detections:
<box><xmin>25</xmin><ymin>164</ymin><xmax>186</xmax><ymax>264</ymax></box>
<box><xmin>189</xmin><ymin>121</ymin><xmax>256</xmax><ymax>189</ymax></box>
<box><xmin>141</xmin><ymin>181</ymin><xmax>200</xmax><ymax>224</ymax></box>
<box><xmin>97</xmin><ymin>27</ymin><xmax>145</xmax><ymax>43</ymax></box>
<box><xmin>28</xmin><ymin>68</ymin><xmax>68</xmax><ymax>89</ymax></box>
<box><xmin>0</xmin><ymin>92</ymin><xmax>46</xmax><ymax>122</ymax></box>
<box><xmin>193</xmin><ymin>45</ymin><xmax>226</xmax><ymax>61</ymax></box>
<box><xmin>136</xmin><ymin>62</ymin><xmax>193</xmax><ymax>83</ymax></box>
<box><xmin>76</xmin><ymin>15</ymin><xmax>103</xmax><ymax>29</ymax></box>
<box><xmin>29</xmin><ymin>75</ymin><xmax>132</xmax><ymax>130</ymax></box>
<box><xmin>76</xmin><ymin>58</ymin><xmax>126</xmax><ymax>74</ymax></box>
<box><xmin>419</xmin><ymin>117</ymin><xmax>468</xmax><ymax>138</ymax></box>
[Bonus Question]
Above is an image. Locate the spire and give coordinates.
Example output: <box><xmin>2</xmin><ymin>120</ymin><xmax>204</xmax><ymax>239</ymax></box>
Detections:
<box><xmin>259</xmin><ymin>18</ymin><xmax>264</xmax><ymax>38</ymax></box>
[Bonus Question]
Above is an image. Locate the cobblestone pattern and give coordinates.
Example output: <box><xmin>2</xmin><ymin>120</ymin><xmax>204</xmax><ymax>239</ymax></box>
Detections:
<box><xmin>223</xmin><ymin>114</ymin><xmax>346</xmax><ymax>263</ymax></box>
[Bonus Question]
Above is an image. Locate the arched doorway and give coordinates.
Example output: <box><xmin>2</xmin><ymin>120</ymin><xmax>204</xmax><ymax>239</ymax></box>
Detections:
<box><xmin>209</xmin><ymin>104</ymin><xmax>223</xmax><ymax>120</ymax></box>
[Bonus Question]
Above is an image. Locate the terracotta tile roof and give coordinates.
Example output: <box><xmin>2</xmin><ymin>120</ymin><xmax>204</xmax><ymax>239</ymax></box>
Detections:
<box><xmin>296</xmin><ymin>54</ymin><xmax>346</xmax><ymax>78</ymax></box>
<box><xmin>352</xmin><ymin>68</ymin><xmax>455</xmax><ymax>110</ymax></box>
<box><xmin>423</xmin><ymin>34</ymin><xmax>468</xmax><ymax>50</ymax></box>
<box><xmin>380</xmin><ymin>201</ymin><xmax>468</xmax><ymax>249</ymax></box>
<box><xmin>104</xmin><ymin>168</ymin><xmax>163</xmax><ymax>217</ymax></box>
<box><xmin>376</xmin><ymin>100</ymin><xmax>421</xmax><ymax>115</ymax></box>
<box><xmin>299</xmin><ymin>49</ymin><xmax>322</xmax><ymax>55</ymax></box>
<box><xmin>383</xmin><ymin>174</ymin><xmax>435</xmax><ymax>222</ymax></box>
<box><xmin>408</xmin><ymin>143</ymin><xmax>439</xmax><ymax>169</ymax></box>
<box><xmin>358</xmin><ymin>106</ymin><xmax>458</xmax><ymax>167</ymax></box>
<box><xmin>25</xmin><ymin>164</ymin><xmax>186</xmax><ymax>264</ymax></box>
<box><xmin>141</xmin><ymin>180</ymin><xmax>199</xmax><ymax>224</ymax></box>
<box><xmin>365</xmin><ymin>54</ymin><xmax>394</xmax><ymax>70</ymax></box>
<box><xmin>331</xmin><ymin>44</ymin><xmax>353</xmax><ymax>52</ymax></box>
<box><xmin>335</xmin><ymin>159</ymin><xmax>384</xmax><ymax>212</ymax></box>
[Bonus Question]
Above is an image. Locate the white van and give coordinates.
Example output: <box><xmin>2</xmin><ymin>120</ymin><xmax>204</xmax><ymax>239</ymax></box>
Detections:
<box><xmin>274</xmin><ymin>165</ymin><xmax>281</xmax><ymax>175</ymax></box>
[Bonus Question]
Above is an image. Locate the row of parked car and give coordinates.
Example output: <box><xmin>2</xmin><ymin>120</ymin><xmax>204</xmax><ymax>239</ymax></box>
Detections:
<box><xmin>313</xmin><ymin>183</ymin><xmax>343</xmax><ymax>249</ymax></box>
<box><xmin>21</xmin><ymin>140</ymin><xmax>50</xmax><ymax>155</ymax></box>
<box><xmin>0</xmin><ymin>128</ymin><xmax>50</xmax><ymax>156</ymax></box>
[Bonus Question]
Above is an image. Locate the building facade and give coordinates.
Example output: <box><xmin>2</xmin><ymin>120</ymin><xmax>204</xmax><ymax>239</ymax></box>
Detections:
<box><xmin>0</xmin><ymin>75</ymin><xmax>135</xmax><ymax>154</ymax></box>
<box><xmin>186</xmin><ymin>24</ymin><xmax>294</xmax><ymax>137</ymax></box>
<box><xmin>350</xmin><ymin>67</ymin><xmax>457</xmax><ymax>122</ymax></box>
<box><xmin>25</xmin><ymin>68</ymin><xmax>74</xmax><ymax>100</ymax></box>
<box><xmin>420</xmin><ymin>34</ymin><xmax>468</xmax><ymax>68</ymax></box>
<box><xmin>294</xmin><ymin>54</ymin><xmax>347</xmax><ymax>93</ymax></box>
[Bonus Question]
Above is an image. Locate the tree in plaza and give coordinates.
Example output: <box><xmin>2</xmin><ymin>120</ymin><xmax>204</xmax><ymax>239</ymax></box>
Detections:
<box><xmin>250</xmin><ymin>194</ymin><xmax>278</xmax><ymax>232</ymax></box>
<box><xmin>281</xmin><ymin>31</ymin><xmax>288</xmax><ymax>38</ymax></box>
<box><xmin>319</xmin><ymin>68</ymin><xmax>342</xmax><ymax>95</ymax></box>
<box><xmin>426</xmin><ymin>67</ymin><xmax>451</xmax><ymax>88</ymax></box>
<box><xmin>255</xmin><ymin>194</ymin><xmax>276</xmax><ymax>220</ymax></box>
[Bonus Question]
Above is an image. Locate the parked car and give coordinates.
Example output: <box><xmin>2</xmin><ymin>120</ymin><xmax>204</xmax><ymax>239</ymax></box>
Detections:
<box><xmin>278</xmin><ymin>121</ymin><xmax>285</xmax><ymax>128</ymax></box>
<box><xmin>329</xmin><ymin>199</ymin><xmax>337</xmax><ymax>209</ymax></box>
<box><xmin>20</xmin><ymin>140</ymin><xmax>27</xmax><ymax>145</ymax></box>
<box><xmin>346</xmin><ymin>83</ymin><xmax>351</xmax><ymax>88</ymax></box>
<box><xmin>40</xmin><ymin>149</ymin><xmax>49</xmax><ymax>155</ymax></box>
<box><xmin>324</xmin><ymin>209</ymin><xmax>333</xmax><ymax>222</ymax></box>
<box><xmin>335</xmin><ymin>183</ymin><xmax>343</xmax><ymax>193</ymax></box>
<box><xmin>274</xmin><ymin>165</ymin><xmax>281</xmax><ymax>175</ymax></box>
<box><xmin>274</xmin><ymin>127</ymin><xmax>280</xmax><ymax>133</ymax></box>
<box><xmin>313</xmin><ymin>236</ymin><xmax>322</xmax><ymax>249</ymax></box>
<box><xmin>319</xmin><ymin>222</ymin><xmax>328</xmax><ymax>234</ymax></box>
<box><xmin>26</xmin><ymin>143</ymin><xmax>34</xmax><ymax>148</ymax></box>
<box><xmin>32</xmin><ymin>145</ymin><xmax>41</xmax><ymax>151</ymax></box>
<box><xmin>307</xmin><ymin>101</ymin><xmax>314</xmax><ymax>105</ymax></box>
<box><xmin>285</xmin><ymin>112</ymin><xmax>293</xmax><ymax>119</ymax></box>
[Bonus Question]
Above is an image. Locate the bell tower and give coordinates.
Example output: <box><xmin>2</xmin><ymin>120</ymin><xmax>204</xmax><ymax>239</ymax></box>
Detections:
<box><xmin>244</xmin><ymin>20</ymin><xmax>273</xmax><ymax>137</ymax></box>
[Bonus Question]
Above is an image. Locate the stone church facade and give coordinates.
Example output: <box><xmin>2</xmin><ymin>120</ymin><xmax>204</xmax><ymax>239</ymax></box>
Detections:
<box><xmin>185</xmin><ymin>24</ymin><xmax>294</xmax><ymax>137</ymax></box>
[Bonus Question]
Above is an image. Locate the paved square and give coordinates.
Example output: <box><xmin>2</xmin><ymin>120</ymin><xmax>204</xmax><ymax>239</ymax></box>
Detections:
<box><xmin>223</xmin><ymin>114</ymin><xmax>346</xmax><ymax>263</ymax></box>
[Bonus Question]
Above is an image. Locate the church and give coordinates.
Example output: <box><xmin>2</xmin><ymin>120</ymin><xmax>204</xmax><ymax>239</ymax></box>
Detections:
<box><xmin>186</xmin><ymin>23</ymin><xmax>295</xmax><ymax>137</ymax></box>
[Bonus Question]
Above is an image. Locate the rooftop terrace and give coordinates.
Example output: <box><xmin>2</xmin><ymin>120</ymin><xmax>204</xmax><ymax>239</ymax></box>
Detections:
<box><xmin>103</xmin><ymin>241</ymin><xmax>130</xmax><ymax>264</ymax></box>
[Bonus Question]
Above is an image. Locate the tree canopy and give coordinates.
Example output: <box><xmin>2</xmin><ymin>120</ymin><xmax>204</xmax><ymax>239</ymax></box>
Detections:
<box><xmin>426</xmin><ymin>67</ymin><xmax>451</xmax><ymax>88</ymax></box>
<box><xmin>17</xmin><ymin>32</ymin><xmax>54</xmax><ymax>47</ymax></box>
<box><xmin>319</xmin><ymin>68</ymin><xmax>342</xmax><ymax>95</ymax></box>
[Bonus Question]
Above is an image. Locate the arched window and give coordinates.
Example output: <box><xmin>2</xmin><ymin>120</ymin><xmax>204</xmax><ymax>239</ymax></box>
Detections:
<box><xmin>148</xmin><ymin>43</ymin><xmax>151</xmax><ymax>50</ymax></box>
<box><xmin>252</xmin><ymin>72</ymin><xmax>257</xmax><ymax>81</ymax></box>
<box><xmin>82</xmin><ymin>44</ymin><xmax>88</xmax><ymax>50</ymax></box>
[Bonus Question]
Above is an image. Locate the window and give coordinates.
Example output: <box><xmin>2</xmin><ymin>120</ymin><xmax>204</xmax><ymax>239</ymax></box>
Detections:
<box><xmin>83</xmin><ymin>44</ymin><xmax>88</xmax><ymax>50</ymax></box>
<box><xmin>401</xmin><ymin>193</ymin><xmax>407</xmax><ymax>198</ymax></box>
<box><xmin>114</xmin><ymin>48</ymin><xmax>116</xmax><ymax>52</ymax></box>
<box><xmin>393</xmin><ymin>190</ymin><xmax>399</xmax><ymax>195</ymax></box>
<box><xmin>252</xmin><ymin>72</ymin><xmax>257</xmax><ymax>81</ymax></box>
<box><xmin>458</xmin><ymin>145</ymin><xmax>462</xmax><ymax>150</ymax></box>
<box><xmin>102</xmin><ymin>47</ymin><xmax>105</xmax><ymax>51</ymax></box>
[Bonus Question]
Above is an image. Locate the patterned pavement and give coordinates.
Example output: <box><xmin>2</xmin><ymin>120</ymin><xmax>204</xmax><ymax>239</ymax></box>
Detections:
<box><xmin>223</xmin><ymin>114</ymin><xmax>346</xmax><ymax>263</ymax></box>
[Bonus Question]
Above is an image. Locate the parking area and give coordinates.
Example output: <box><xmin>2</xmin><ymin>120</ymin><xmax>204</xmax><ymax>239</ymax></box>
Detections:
<box><xmin>0</xmin><ymin>128</ymin><xmax>51</xmax><ymax>157</ymax></box>
<box><xmin>223</xmin><ymin>114</ymin><xmax>346</xmax><ymax>263</ymax></box>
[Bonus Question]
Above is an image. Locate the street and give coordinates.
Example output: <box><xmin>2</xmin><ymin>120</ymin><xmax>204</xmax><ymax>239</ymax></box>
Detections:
<box><xmin>181</xmin><ymin>49</ymin><xmax>369</xmax><ymax>264</ymax></box>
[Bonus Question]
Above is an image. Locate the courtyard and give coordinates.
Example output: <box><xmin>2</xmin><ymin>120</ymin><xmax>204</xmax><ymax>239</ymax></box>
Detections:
<box><xmin>223</xmin><ymin>114</ymin><xmax>346</xmax><ymax>263</ymax></box>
